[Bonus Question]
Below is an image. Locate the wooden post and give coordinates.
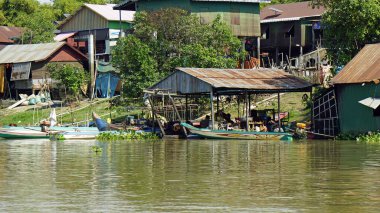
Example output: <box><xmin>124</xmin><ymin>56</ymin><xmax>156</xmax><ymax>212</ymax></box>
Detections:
<box><xmin>148</xmin><ymin>96</ymin><xmax>165</xmax><ymax>136</ymax></box>
<box><xmin>310</xmin><ymin>89</ymin><xmax>313</xmax><ymax>128</ymax></box>
<box><xmin>257</xmin><ymin>37</ymin><xmax>261</xmax><ymax>67</ymax></box>
<box><xmin>237</xmin><ymin>95</ymin><xmax>240</xmax><ymax>118</ymax></box>
<box><xmin>210</xmin><ymin>90</ymin><xmax>215</xmax><ymax>130</ymax></box>
<box><xmin>278</xmin><ymin>93</ymin><xmax>281</xmax><ymax>129</ymax></box>
<box><xmin>248</xmin><ymin>93</ymin><xmax>251</xmax><ymax>116</ymax></box>
<box><xmin>216</xmin><ymin>94</ymin><xmax>219</xmax><ymax>121</ymax></box>
<box><xmin>245</xmin><ymin>91</ymin><xmax>249</xmax><ymax>131</ymax></box>
<box><xmin>185</xmin><ymin>95</ymin><xmax>189</xmax><ymax>121</ymax></box>
<box><xmin>169</xmin><ymin>95</ymin><xmax>187</xmax><ymax>136</ymax></box>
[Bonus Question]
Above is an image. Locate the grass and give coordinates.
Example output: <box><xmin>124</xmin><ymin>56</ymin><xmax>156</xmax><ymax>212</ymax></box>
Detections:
<box><xmin>0</xmin><ymin>99</ymin><xmax>146</xmax><ymax>126</ymax></box>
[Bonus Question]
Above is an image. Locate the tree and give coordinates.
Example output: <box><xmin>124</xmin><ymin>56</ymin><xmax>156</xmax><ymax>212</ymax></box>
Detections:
<box><xmin>322</xmin><ymin>0</ymin><xmax>380</xmax><ymax>65</ymax></box>
<box><xmin>48</xmin><ymin>63</ymin><xmax>89</xmax><ymax>102</ymax></box>
<box><xmin>111</xmin><ymin>35</ymin><xmax>159</xmax><ymax>98</ymax></box>
<box><xmin>112</xmin><ymin>8</ymin><xmax>244</xmax><ymax>98</ymax></box>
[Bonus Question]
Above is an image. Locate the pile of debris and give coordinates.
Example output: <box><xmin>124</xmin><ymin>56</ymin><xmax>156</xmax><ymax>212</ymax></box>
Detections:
<box><xmin>7</xmin><ymin>93</ymin><xmax>52</xmax><ymax>110</ymax></box>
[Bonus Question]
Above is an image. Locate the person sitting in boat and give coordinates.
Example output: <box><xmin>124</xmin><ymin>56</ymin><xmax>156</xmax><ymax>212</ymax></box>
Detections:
<box><xmin>200</xmin><ymin>115</ymin><xmax>210</xmax><ymax>128</ymax></box>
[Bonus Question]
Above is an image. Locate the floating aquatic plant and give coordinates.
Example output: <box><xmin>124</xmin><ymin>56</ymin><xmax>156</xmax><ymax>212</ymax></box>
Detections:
<box><xmin>356</xmin><ymin>131</ymin><xmax>380</xmax><ymax>144</ymax></box>
<box><xmin>96</xmin><ymin>131</ymin><xmax>159</xmax><ymax>141</ymax></box>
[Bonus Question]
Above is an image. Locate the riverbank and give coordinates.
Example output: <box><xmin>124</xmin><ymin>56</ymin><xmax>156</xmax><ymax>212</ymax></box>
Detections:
<box><xmin>0</xmin><ymin>98</ymin><xmax>142</xmax><ymax>126</ymax></box>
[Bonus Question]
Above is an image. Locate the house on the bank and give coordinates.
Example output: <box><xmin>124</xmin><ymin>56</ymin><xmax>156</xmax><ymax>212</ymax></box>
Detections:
<box><xmin>0</xmin><ymin>42</ymin><xmax>88</xmax><ymax>98</ymax></box>
<box><xmin>114</xmin><ymin>0</ymin><xmax>270</xmax><ymax>60</ymax></box>
<box><xmin>260</xmin><ymin>1</ymin><xmax>325</xmax><ymax>65</ymax></box>
<box><xmin>0</xmin><ymin>26</ymin><xmax>23</xmax><ymax>50</ymax></box>
<box><xmin>56</xmin><ymin>4</ymin><xmax>135</xmax><ymax>61</ymax></box>
<box><xmin>328</xmin><ymin>43</ymin><xmax>380</xmax><ymax>134</ymax></box>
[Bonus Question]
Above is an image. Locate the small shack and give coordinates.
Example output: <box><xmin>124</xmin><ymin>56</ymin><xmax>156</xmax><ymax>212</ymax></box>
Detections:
<box><xmin>0</xmin><ymin>42</ymin><xmax>88</xmax><ymax>99</ymax></box>
<box><xmin>331</xmin><ymin>43</ymin><xmax>380</xmax><ymax>134</ymax></box>
<box><xmin>148</xmin><ymin>67</ymin><xmax>312</xmax><ymax>132</ymax></box>
<box><xmin>260</xmin><ymin>1</ymin><xmax>326</xmax><ymax>65</ymax></box>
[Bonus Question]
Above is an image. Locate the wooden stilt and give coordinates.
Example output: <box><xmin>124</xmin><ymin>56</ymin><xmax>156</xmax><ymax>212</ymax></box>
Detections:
<box><xmin>148</xmin><ymin>96</ymin><xmax>165</xmax><ymax>136</ymax></box>
<box><xmin>278</xmin><ymin>92</ymin><xmax>281</xmax><ymax>129</ymax></box>
<box><xmin>210</xmin><ymin>90</ymin><xmax>215</xmax><ymax>130</ymax></box>
<box><xmin>245</xmin><ymin>91</ymin><xmax>249</xmax><ymax>131</ymax></box>
<box><xmin>169</xmin><ymin>95</ymin><xmax>187</xmax><ymax>136</ymax></box>
<box><xmin>216</xmin><ymin>94</ymin><xmax>219</xmax><ymax>122</ymax></box>
<box><xmin>185</xmin><ymin>95</ymin><xmax>189</xmax><ymax>121</ymax></box>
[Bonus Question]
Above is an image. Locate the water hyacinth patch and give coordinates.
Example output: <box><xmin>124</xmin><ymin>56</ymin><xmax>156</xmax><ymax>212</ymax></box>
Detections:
<box><xmin>96</xmin><ymin>131</ymin><xmax>159</xmax><ymax>141</ymax></box>
<box><xmin>356</xmin><ymin>131</ymin><xmax>380</xmax><ymax>144</ymax></box>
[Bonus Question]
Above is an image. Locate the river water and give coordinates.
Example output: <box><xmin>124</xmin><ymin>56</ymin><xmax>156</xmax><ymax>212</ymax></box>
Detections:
<box><xmin>0</xmin><ymin>139</ymin><xmax>380</xmax><ymax>212</ymax></box>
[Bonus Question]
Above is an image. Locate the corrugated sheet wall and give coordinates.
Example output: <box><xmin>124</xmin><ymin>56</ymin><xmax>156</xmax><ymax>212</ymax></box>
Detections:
<box><xmin>337</xmin><ymin>83</ymin><xmax>380</xmax><ymax>134</ymax></box>
<box><xmin>151</xmin><ymin>72</ymin><xmax>212</xmax><ymax>94</ymax></box>
<box><xmin>60</xmin><ymin>7</ymin><xmax>108</xmax><ymax>32</ymax></box>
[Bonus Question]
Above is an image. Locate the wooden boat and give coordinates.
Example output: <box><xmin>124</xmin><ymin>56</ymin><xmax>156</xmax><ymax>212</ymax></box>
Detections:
<box><xmin>0</xmin><ymin>126</ymin><xmax>98</xmax><ymax>140</ymax></box>
<box><xmin>0</xmin><ymin>128</ymin><xmax>49</xmax><ymax>139</ymax></box>
<box><xmin>50</xmin><ymin>131</ymin><xmax>100</xmax><ymax>140</ymax></box>
<box><xmin>181</xmin><ymin>123</ymin><xmax>293</xmax><ymax>141</ymax></box>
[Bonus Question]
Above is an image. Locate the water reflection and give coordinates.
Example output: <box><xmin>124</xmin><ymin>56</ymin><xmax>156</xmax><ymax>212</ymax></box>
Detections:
<box><xmin>0</xmin><ymin>139</ymin><xmax>380</xmax><ymax>212</ymax></box>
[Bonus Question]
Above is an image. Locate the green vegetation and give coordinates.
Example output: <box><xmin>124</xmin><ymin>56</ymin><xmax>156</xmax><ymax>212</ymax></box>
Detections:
<box><xmin>112</xmin><ymin>8</ymin><xmax>244</xmax><ymax>98</ymax></box>
<box><xmin>0</xmin><ymin>0</ymin><xmax>124</xmax><ymax>43</ymax></box>
<box><xmin>356</xmin><ymin>132</ymin><xmax>380</xmax><ymax>144</ymax></box>
<box><xmin>48</xmin><ymin>63</ymin><xmax>89</xmax><ymax>102</ymax></box>
<box><xmin>96</xmin><ymin>131</ymin><xmax>159</xmax><ymax>141</ymax></box>
<box><xmin>322</xmin><ymin>0</ymin><xmax>380</xmax><ymax>65</ymax></box>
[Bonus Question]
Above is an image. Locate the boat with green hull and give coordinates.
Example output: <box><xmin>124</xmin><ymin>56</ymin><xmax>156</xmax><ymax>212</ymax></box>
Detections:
<box><xmin>181</xmin><ymin>123</ymin><xmax>293</xmax><ymax>141</ymax></box>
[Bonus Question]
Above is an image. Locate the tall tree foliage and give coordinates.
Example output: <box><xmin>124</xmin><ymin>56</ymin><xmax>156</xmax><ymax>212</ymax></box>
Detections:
<box><xmin>112</xmin><ymin>8</ymin><xmax>244</xmax><ymax>98</ymax></box>
<box><xmin>322</xmin><ymin>0</ymin><xmax>380</xmax><ymax>65</ymax></box>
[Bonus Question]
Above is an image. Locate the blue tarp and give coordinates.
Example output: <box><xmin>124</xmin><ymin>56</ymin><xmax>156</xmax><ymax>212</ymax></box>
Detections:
<box><xmin>95</xmin><ymin>61</ymin><xmax>120</xmax><ymax>98</ymax></box>
<box><xmin>95</xmin><ymin>72</ymin><xmax>119</xmax><ymax>98</ymax></box>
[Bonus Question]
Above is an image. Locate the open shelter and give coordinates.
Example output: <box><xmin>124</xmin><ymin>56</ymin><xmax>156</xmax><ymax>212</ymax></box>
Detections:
<box><xmin>148</xmin><ymin>67</ymin><xmax>312</xmax><ymax>131</ymax></box>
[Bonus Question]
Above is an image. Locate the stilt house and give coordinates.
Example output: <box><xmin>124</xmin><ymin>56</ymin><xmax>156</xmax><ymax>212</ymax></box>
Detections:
<box><xmin>0</xmin><ymin>42</ymin><xmax>88</xmax><ymax>98</ymax></box>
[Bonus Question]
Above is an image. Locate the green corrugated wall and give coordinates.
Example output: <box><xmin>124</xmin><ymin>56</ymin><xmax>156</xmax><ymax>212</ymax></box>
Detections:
<box><xmin>136</xmin><ymin>0</ymin><xmax>261</xmax><ymax>37</ymax></box>
<box><xmin>108</xmin><ymin>21</ymin><xmax>132</xmax><ymax>30</ymax></box>
<box><xmin>337</xmin><ymin>83</ymin><xmax>380</xmax><ymax>134</ymax></box>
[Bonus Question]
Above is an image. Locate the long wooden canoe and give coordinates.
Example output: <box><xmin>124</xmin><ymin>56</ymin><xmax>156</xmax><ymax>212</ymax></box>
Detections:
<box><xmin>181</xmin><ymin>123</ymin><xmax>293</xmax><ymax>141</ymax></box>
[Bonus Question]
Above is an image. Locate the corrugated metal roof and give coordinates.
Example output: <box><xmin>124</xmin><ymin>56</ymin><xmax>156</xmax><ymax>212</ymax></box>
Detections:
<box><xmin>260</xmin><ymin>1</ymin><xmax>325</xmax><ymax>23</ymax></box>
<box><xmin>54</xmin><ymin>32</ymin><xmax>76</xmax><ymax>42</ymax></box>
<box><xmin>332</xmin><ymin>43</ymin><xmax>380</xmax><ymax>84</ymax></box>
<box><xmin>0</xmin><ymin>42</ymin><xmax>66</xmax><ymax>64</ymax></box>
<box><xmin>84</xmin><ymin>4</ymin><xmax>135</xmax><ymax>22</ymax></box>
<box><xmin>59</xmin><ymin>4</ymin><xmax>135</xmax><ymax>29</ymax></box>
<box><xmin>114</xmin><ymin>0</ymin><xmax>270</xmax><ymax>10</ymax></box>
<box><xmin>0</xmin><ymin>26</ymin><xmax>23</xmax><ymax>43</ymax></box>
<box><xmin>150</xmin><ymin>68</ymin><xmax>312</xmax><ymax>94</ymax></box>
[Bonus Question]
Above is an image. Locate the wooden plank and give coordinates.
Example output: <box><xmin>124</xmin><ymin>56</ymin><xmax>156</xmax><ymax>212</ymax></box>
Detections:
<box><xmin>7</xmin><ymin>99</ymin><xmax>26</xmax><ymax>109</ymax></box>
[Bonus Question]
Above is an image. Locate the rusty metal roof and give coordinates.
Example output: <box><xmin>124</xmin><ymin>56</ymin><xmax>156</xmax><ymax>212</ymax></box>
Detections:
<box><xmin>150</xmin><ymin>67</ymin><xmax>312</xmax><ymax>94</ymax></box>
<box><xmin>0</xmin><ymin>42</ymin><xmax>66</xmax><ymax>64</ymax></box>
<box><xmin>261</xmin><ymin>1</ymin><xmax>325</xmax><ymax>23</ymax></box>
<box><xmin>0</xmin><ymin>26</ymin><xmax>23</xmax><ymax>43</ymax></box>
<box><xmin>332</xmin><ymin>43</ymin><xmax>380</xmax><ymax>84</ymax></box>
